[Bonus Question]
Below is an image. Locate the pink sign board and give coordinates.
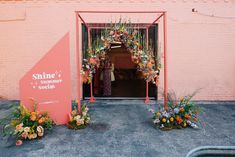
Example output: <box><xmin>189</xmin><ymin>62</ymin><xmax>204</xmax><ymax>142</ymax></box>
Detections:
<box><xmin>20</xmin><ymin>33</ymin><xmax>72</xmax><ymax>125</ymax></box>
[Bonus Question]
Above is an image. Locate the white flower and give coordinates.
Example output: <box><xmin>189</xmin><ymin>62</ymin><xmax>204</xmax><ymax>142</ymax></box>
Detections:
<box><xmin>15</xmin><ymin>123</ymin><xmax>24</xmax><ymax>132</ymax></box>
<box><xmin>186</xmin><ymin>120</ymin><xmax>191</xmax><ymax>125</ymax></box>
<box><xmin>32</xmin><ymin>133</ymin><xmax>37</xmax><ymax>139</ymax></box>
<box><xmin>191</xmin><ymin>122</ymin><xmax>198</xmax><ymax>129</ymax></box>
<box><xmin>148</xmin><ymin>108</ymin><xmax>154</xmax><ymax>113</ymax></box>
<box><xmin>37</xmin><ymin>126</ymin><xmax>44</xmax><ymax>133</ymax></box>
<box><xmin>160</xmin><ymin>124</ymin><xmax>164</xmax><ymax>128</ymax></box>
<box><xmin>174</xmin><ymin>108</ymin><xmax>179</xmax><ymax>114</ymax></box>
<box><xmin>153</xmin><ymin>119</ymin><xmax>160</xmax><ymax>124</ymax></box>
<box><xmin>80</xmin><ymin>119</ymin><xmax>84</xmax><ymax>125</ymax></box>
<box><xmin>82</xmin><ymin>112</ymin><xmax>87</xmax><ymax>116</ymax></box>
<box><xmin>85</xmin><ymin>117</ymin><xmax>90</xmax><ymax>123</ymax></box>
<box><xmin>24</xmin><ymin>127</ymin><xmax>30</xmax><ymax>133</ymax></box>
<box><xmin>85</xmin><ymin>107</ymin><xmax>89</xmax><ymax>112</ymax></box>
<box><xmin>186</xmin><ymin>120</ymin><xmax>198</xmax><ymax>129</ymax></box>
<box><xmin>74</xmin><ymin>115</ymin><xmax>81</xmax><ymax>121</ymax></box>
<box><xmin>162</xmin><ymin>111</ymin><xmax>169</xmax><ymax>118</ymax></box>
<box><xmin>193</xmin><ymin>124</ymin><xmax>198</xmax><ymax>129</ymax></box>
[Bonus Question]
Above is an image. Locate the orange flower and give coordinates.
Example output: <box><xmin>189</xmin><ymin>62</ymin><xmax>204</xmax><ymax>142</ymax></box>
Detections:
<box><xmin>16</xmin><ymin>140</ymin><xmax>23</xmax><ymax>146</ymax></box>
<box><xmin>82</xmin><ymin>76</ymin><xmax>88</xmax><ymax>83</ymax></box>
<box><xmin>147</xmin><ymin>62</ymin><xmax>153</xmax><ymax>68</ymax></box>
<box><xmin>184</xmin><ymin>114</ymin><xmax>191</xmax><ymax>120</ymax></box>
<box><xmin>180</xmin><ymin>108</ymin><xmax>185</xmax><ymax>112</ymax></box>
<box><xmin>176</xmin><ymin>117</ymin><xmax>183</xmax><ymax>124</ymax></box>
<box><xmin>38</xmin><ymin>117</ymin><xmax>45</xmax><ymax>124</ymax></box>
<box><xmin>31</xmin><ymin>111</ymin><xmax>37</xmax><ymax>116</ymax></box>
<box><xmin>175</xmin><ymin>117</ymin><xmax>180</xmax><ymax>121</ymax></box>
<box><xmin>30</xmin><ymin>115</ymin><xmax>37</xmax><ymax>121</ymax></box>
<box><xmin>89</xmin><ymin>58</ymin><xmax>96</xmax><ymax>65</ymax></box>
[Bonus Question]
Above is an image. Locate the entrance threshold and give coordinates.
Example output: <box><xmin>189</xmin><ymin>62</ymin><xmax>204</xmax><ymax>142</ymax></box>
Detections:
<box><xmin>84</xmin><ymin>97</ymin><xmax>156</xmax><ymax>100</ymax></box>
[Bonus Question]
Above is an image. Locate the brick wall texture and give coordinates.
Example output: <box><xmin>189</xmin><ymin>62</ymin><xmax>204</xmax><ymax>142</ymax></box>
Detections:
<box><xmin>0</xmin><ymin>0</ymin><xmax>235</xmax><ymax>100</ymax></box>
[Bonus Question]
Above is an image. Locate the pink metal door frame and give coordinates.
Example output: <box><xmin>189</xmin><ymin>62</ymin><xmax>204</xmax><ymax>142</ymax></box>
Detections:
<box><xmin>163</xmin><ymin>12</ymin><xmax>168</xmax><ymax>111</ymax></box>
<box><xmin>75</xmin><ymin>13</ymin><xmax>81</xmax><ymax>113</ymax></box>
<box><xmin>75</xmin><ymin>11</ymin><xmax>168</xmax><ymax>111</ymax></box>
<box><xmin>87</xmin><ymin>27</ymin><xmax>96</xmax><ymax>103</ymax></box>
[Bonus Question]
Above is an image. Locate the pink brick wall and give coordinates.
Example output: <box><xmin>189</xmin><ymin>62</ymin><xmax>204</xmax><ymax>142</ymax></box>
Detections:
<box><xmin>0</xmin><ymin>0</ymin><xmax>235</xmax><ymax>100</ymax></box>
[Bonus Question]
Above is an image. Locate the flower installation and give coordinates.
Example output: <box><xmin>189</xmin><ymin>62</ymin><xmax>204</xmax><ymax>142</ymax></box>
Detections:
<box><xmin>150</xmin><ymin>94</ymin><xmax>201</xmax><ymax>131</ymax></box>
<box><xmin>67</xmin><ymin>103</ymin><xmax>90</xmax><ymax>130</ymax></box>
<box><xmin>81</xmin><ymin>19</ymin><xmax>161</xmax><ymax>85</ymax></box>
<box><xmin>0</xmin><ymin>100</ymin><xmax>54</xmax><ymax>146</ymax></box>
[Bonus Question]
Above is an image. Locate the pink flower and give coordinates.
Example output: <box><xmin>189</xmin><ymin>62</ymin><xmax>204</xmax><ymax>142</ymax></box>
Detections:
<box><xmin>16</xmin><ymin>140</ymin><xmax>23</xmax><ymax>146</ymax></box>
<box><xmin>15</xmin><ymin>123</ymin><xmax>23</xmax><ymax>132</ymax></box>
<box><xmin>21</xmin><ymin>132</ymin><xmax>28</xmax><ymax>139</ymax></box>
<box><xmin>110</xmin><ymin>31</ymin><xmax>114</xmax><ymax>35</ymax></box>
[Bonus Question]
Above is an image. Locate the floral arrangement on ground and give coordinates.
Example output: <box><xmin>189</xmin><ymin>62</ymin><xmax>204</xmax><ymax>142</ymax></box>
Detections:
<box><xmin>150</xmin><ymin>93</ymin><xmax>202</xmax><ymax>131</ymax></box>
<box><xmin>0</xmin><ymin>100</ymin><xmax>54</xmax><ymax>146</ymax></box>
<box><xmin>67</xmin><ymin>102</ymin><xmax>90</xmax><ymax>130</ymax></box>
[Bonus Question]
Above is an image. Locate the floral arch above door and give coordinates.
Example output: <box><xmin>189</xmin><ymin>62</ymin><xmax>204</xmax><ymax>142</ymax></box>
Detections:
<box><xmin>81</xmin><ymin>21</ymin><xmax>161</xmax><ymax>86</ymax></box>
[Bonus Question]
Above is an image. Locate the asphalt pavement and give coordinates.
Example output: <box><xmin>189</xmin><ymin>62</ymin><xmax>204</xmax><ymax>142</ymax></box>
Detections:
<box><xmin>0</xmin><ymin>100</ymin><xmax>234</xmax><ymax>157</ymax></box>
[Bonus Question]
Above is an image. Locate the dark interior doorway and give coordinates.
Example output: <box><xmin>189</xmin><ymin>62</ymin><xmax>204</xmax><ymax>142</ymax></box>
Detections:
<box><xmin>82</xmin><ymin>24</ymin><xmax>158</xmax><ymax>98</ymax></box>
<box><xmin>95</xmin><ymin>44</ymin><xmax>146</xmax><ymax>97</ymax></box>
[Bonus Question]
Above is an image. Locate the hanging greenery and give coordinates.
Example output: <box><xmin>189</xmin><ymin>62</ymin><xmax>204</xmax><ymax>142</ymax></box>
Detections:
<box><xmin>81</xmin><ymin>20</ymin><xmax>161</xmax><ymax>85</ymax></box>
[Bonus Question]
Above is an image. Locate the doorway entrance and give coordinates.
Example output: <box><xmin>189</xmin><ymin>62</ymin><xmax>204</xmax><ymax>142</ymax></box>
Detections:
<box><xmin>82</xmin><ymin>25</ymin><xmax>158</xmax><ymax>98</ymax></box>
<box><xmin>76</xmin><ymin>10</ymin><xmax>168</xmax><ymax>108</ymax></box>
